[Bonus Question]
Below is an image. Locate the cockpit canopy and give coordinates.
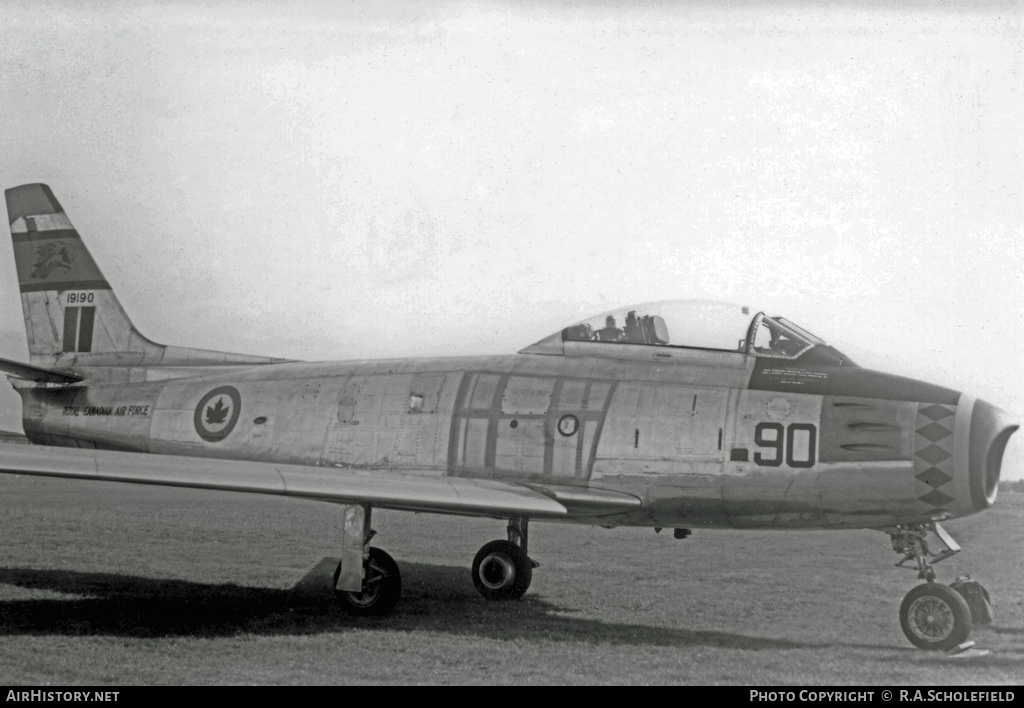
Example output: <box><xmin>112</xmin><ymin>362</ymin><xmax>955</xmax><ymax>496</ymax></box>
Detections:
<box><xmin>521</xmin><ymin>300</ymin><xmax>840</xmax><ymax>362</ymax></box>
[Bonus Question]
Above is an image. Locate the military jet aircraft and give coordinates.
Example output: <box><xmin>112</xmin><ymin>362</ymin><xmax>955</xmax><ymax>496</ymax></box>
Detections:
<box><xmin>0</xmin><ymin>183</ymin><xmax>1017</xmax><ymax>651</ymax></box>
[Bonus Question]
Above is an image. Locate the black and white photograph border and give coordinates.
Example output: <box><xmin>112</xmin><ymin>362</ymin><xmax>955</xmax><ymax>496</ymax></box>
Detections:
<box><xmin>0</xmin><ymin>1</ymin><xmax>1021</xmax><ymax>686</ymax></box>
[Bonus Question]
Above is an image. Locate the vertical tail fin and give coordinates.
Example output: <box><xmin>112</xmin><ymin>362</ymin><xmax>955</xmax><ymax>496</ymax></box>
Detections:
<box><xmin>6</xmin><ymin>183</ymin><xmax>163</xmax><ymax>366</ymax></box>
<box><xmin>6</xmin><ymin>183</ymin><xmax>284</xmax><ymax>369</ymax></box>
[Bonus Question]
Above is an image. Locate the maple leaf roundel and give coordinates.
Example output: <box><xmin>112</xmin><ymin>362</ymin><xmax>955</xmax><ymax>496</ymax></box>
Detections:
<box><xmin>194</xmin><ymin>386</ymin><xmax>242</xmax><ymax>442</ymax></box>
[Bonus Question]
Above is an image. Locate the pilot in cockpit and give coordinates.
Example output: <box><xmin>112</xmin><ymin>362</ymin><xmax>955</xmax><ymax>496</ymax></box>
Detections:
<box><xmin>623</xmin><ymin>311</ymin><xmax>644</xmax><ymax>343</ymax></box>
<box><xmin>596</xmin><ymin>315</ymin><xmax>624</xmax><ymax>342</ymax></box>
<box><xmin>767</xmin><ymin>322</ymin><xmax>802</xmax><ymax>356</ymax></box>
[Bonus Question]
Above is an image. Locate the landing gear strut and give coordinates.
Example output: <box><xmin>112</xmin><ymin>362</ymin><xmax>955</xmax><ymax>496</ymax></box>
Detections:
<box><xmin>471</xmin><ymin>517</ymin><xmax>537</xmax><ymax>600</ymax></box>
<box><xmin>333</xmin><ymin>504</ymin><xmax>401</xmax><ymax>616</ymax></box>
<box><xmin>890</xmin><ymin>522</ymin><xmax>981</xmax><ymax>651</ymax></box>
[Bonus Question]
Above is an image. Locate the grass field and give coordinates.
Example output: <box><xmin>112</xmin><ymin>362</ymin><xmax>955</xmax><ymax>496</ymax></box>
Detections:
<box><xmin>0</xmin><ymin>475</ymin><xmax>1021</xmax><ymax>685</ymax></box>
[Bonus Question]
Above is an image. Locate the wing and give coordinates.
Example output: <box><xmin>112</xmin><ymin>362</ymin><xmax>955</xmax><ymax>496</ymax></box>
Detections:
<box><xmin>0</xmin><ymin>443</ymin><xmax>577</xmax><ymax>518</ymax></box>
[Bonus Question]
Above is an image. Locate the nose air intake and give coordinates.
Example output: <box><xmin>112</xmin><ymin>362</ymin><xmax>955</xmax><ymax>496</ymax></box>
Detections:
<box><xmin>969</xmin><ymin>399</ymin><xmax>1018</xmax><ymax>511</ymax></box>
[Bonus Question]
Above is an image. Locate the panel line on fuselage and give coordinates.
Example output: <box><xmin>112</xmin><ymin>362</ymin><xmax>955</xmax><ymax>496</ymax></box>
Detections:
<box><xmin>448</xmin><ymin>371</ymin><xmax>618</xmax><ymax>482</ymax></box>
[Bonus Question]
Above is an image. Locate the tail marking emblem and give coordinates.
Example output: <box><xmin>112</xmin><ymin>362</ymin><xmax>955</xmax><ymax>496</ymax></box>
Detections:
<box><xmin>31</xmin><ymin>242</ymin><xmax>74</xmax><ymax>279</ymax></box>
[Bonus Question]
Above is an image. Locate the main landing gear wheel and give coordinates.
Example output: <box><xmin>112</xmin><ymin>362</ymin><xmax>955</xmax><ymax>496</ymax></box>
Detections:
<box><xmin>472</xmin><ymin>539</ymin><xmax>532</xmax><ymax>600</ymax></box>
<box><xmin>899</xmin><ymin>583</ymin><xmax>972</xmax><ymax>651</ymax></box>
<box><xmin>334</xmin><ymin>547</ymin><xmax>401</xmax><ymax>616</ymax></box>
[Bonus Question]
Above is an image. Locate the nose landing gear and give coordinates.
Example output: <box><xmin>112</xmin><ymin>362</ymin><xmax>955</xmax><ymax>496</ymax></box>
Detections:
<box><xmin>889</xmin><ymin>523</ymin><xmax>989</xmax><ymax>651</ymax></box>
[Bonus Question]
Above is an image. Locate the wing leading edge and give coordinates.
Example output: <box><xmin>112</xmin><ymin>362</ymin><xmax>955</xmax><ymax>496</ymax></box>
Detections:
<box><xmin>0</xmin><ymin>443</ymin><xmax>577</xmax><ymax>518</ymax></box>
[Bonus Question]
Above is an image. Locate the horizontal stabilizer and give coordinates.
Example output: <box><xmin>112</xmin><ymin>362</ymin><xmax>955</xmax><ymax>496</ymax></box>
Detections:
<box><xmin>0</xmin><ymin>355</ymin><xmax>82</xmax><ymax>384</ymax></box>
<box><xmin>0</xmin><ymin>445</ymin><xmax>570</xmax><ymax>519</ymax></box>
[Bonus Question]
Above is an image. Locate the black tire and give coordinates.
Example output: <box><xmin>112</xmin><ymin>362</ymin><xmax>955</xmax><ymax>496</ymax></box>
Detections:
<box><xmin>334</xmin><ymin>547</ymin><xmax>401</xmax><ymax>616</ymax></box>
<box><xmin>900</xmin><ymin>582</ymin><xmax>972</xmax><ymax>651</ymax></box>
<box><xmin>471</xmin><ymin>539</ymin><xmax>532</xmax><ymax>600</ymax></box>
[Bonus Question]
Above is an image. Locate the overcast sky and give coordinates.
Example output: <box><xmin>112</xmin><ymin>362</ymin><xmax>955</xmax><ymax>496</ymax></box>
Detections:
<box><xmin>1</xmin><ymin>1</ymin><xmax>1021</xmax><ymax>477</ymax></box>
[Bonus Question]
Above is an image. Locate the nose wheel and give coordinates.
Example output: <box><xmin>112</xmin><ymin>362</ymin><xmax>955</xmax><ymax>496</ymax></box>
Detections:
<box><xmin>899</xmin><ymin>582</ymin><xmax>971</xmax><ymax>651</ymax></box>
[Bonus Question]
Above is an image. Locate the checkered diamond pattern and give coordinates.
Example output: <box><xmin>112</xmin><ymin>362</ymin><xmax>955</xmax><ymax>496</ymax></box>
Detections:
<box><xmin>919</xmin><ymin>488</ymin><xmax>955</xmax><ymax>507</ymax></box>
<box><xmin>919</xmin><ymin>404</ymin><xmax>955</xmax><ymax>422</ymax></box>
<box><xmin>916</xmin><ymin>468</ymin><xmax>952</xmax><ymax>488</ymax></box>
<box><xmin>917</xmin><ymin>444</ymin><xmax>952</xmax><ymax>466</ymax></box>
<box><xmin>913</xmin><ymin>403</ymin><xmax>956</xmax><ymax>511</ymax></box>
<box><xmin>918</xmin><ymin>421</ymin><xmax>954</xmax><ymax>444</ymax></box>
